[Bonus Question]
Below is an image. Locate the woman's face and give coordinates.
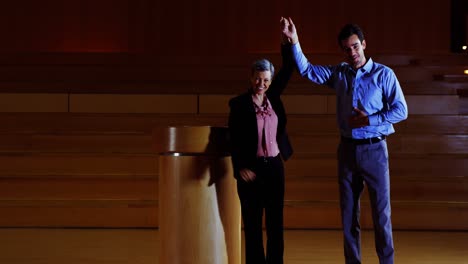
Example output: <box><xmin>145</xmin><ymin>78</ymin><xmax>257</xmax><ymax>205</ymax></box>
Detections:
<box><xmin>250</xmin><ymin>70</ymin><xmax>272</xmax><ymax>95</ymax></box>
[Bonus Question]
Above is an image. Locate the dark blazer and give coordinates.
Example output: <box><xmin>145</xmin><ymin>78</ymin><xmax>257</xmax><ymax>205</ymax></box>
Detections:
<box><xmin>228</xmin><ymin>44</ymin><xmax>294</xmax><ymax>179</ymax></box>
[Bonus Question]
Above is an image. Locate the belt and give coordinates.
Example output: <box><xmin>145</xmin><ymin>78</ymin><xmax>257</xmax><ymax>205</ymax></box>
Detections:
<box><xmin>257</xmin><ymin>155</ymin><xmax>279</xmax><ymax>163</ymax></box>
<box><xmin>341</xmin><ymin>135</ymin><xmax>386</xmax><ymax>145</ymax></box>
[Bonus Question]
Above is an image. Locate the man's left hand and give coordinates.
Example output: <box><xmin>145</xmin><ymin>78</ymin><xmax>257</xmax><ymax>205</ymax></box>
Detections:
<box><xmin>349</xmin><ymin>107</ymin><xmax>370</xmax><ymax>128</ymax></box>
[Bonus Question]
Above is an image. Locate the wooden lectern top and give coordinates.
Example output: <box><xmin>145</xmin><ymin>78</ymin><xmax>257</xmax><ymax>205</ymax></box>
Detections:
<box><xmin>153</xmin><ymin>126</ymin><xmax>230</xmax><ymax>156</ymax></box>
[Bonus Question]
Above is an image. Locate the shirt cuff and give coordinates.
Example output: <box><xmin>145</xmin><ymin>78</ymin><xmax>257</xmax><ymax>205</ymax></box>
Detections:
<box><xmin>292</xmin><ymin>42</ymin><xmax>302</xmax><ymax>54</ymax></box>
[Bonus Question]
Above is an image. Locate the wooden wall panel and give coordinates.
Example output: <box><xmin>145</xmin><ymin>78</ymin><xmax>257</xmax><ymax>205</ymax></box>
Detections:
<box><xmin>283</xmin><ymin>201</ymin><xmax>468</xmax><ymax>230</ymax></box>
<box><xmin>0</xmin><ymin>0</ymin><xmax>132</xmax><ymax>52</ymax></box>
<box><xmin>0</xmin><ymin>0</ymin><xmax>461</xmax><ymax>229</ymax></box>
<box><xmin>70</xmin><ymin>94</ymin><xmax>198</xmax><ymax>113</ymax></box>
<box><xmin>405</xmin><ymin>95</ymin><xmax>460</xmax><ymax>114</ymax></box>
<box><xmin>0</xmin><ymin>93</ymin><xmax>68</xmax><ymax>112</ymax></box>
<box><xmin>394</xmin><ymin>115</ymin><xmax>468</xmax><ymax>134</ymax></box>
<box><xmin>285</xmin><ymin>155</ymin><xmax>468</xmax><ymax>179</ymax></box>
<box><xmin>0</xmin><ymin>93</ymin><xmax>460</xmax><ymax>115</ymax></box>
<box><xmin>0</xmin><ymin>43</ymin><xmax>465</xmax><ymax>230</ymax></box>
<box><xmin>0</xmin><ymin>178</ymin><xmax>156</xmax><ymax>200</ymax></box>
<box><xmin>0</xmin><ymin>206</ymin><xmax>157</xmax><ymax>227</ymax></box>
<box><xmin>284</xmin><ymin>176</ymin><xmax>468</xmax><ymax>202</ymax></box>
<box><xmin>0</xmin><ymin>113</ymin><xmax>466</xmax><ymax>229</ymax></box>
<box><xmin>0</xmin><ymin>154</ymin><xmax>157</xmax><ymax>177</ymax></box>
<box><xmin>199</xmin><ymin>95</ymin><xmax>233</xmax><ymax>114</ymax></box>
<box><xmin>283</xmin><ymin>95</ymin><xmax>329</xmax><ymax>114</ymax></box>
<box><xmin>0</xmin><ymin>0</ymin><xmax>452</xmax><ymax>54</ymax></box>
<box><xmin>0</xmin><ymin>134</ymin><xmax>153</xmax><ymax>153</ymax></box>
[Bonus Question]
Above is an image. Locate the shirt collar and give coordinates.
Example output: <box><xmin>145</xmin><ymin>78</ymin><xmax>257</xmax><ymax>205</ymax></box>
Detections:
<box><xmin>345</xmin><ymin>57</ymin><xmax>373</xmax><ymax>74</ymax></box>
<box><xmin>360</xmin><ymin>57</ymin><xmax>373</xmax><ymax>73</ymax></box>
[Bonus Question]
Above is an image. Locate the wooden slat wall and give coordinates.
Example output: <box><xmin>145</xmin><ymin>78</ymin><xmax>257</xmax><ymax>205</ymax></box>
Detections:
<box><xmin>0</xmin><ymin>113</ymin><xmax>466</xmax><ymax>229</ymax></box>
<box><xmin>0</xmin><ymin>0</ymin><xmax>451</xmax><ymax>54</ymax></box>
<box><xmin>0</xmin><ymin>0</ymin><xmax>465</xmax><ymax>230</ymax></box>
<box><xmin>0</xmin><ymin>53</ymin><xmax>467</xmax><ymax>230</ymax></box>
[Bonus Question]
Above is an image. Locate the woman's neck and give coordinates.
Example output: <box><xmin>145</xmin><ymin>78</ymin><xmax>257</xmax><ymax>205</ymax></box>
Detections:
<box><xmin>253</xmin><ymin>94</ymin><xmax>264</xmax><ymax>105</ymax></box>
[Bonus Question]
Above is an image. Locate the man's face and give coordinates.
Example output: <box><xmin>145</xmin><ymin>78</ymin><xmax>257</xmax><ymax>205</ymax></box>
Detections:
<box><xmin>250</xmin><ymin>70</ymin><xmax>272</xmax><ymax>95</ymax></box>
<box><xmin>341</xmin><ymin>34</ymin><xmax>367</xmax><ymax>69</ymax></box>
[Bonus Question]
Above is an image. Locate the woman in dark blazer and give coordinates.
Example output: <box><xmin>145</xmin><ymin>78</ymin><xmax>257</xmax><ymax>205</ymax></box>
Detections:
<box><xmin>228</xmin><ymin>19</ymin><xmax>294</xmax><ymax>264</ymax></box>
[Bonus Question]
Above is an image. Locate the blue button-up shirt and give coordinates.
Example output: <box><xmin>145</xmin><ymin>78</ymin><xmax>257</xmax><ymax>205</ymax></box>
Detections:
<box><xmin>292</xmin><ymin>43</ymin><xmax>408</xmax><ymax>139</ymax></box>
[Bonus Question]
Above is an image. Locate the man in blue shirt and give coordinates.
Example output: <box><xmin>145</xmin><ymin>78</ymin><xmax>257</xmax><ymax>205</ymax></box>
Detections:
<box><xmin>281</xmin><ymin>18</ymin><xmax>408</xmax><ymax>264</ymax></box>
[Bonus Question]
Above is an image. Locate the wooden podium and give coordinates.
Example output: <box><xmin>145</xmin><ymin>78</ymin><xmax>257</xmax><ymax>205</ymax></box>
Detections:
<box><xmin>155</xmin><ymin>126</ymin><xmax>241</xmax><ymax>264</ymax></box>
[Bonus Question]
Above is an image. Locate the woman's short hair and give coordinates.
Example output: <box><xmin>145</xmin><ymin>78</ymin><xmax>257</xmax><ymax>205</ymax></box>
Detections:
<box><xmin>251</xmin><ymin>58</ymin><xmax>275</xmax><ymax>76</ymax></box>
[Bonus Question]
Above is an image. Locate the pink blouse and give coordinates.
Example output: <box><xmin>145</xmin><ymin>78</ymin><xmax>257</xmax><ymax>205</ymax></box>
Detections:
<box><xmin>253</xmin><ymin>95</ymin><xmax>280</xmax><ymax>158</ymax></box>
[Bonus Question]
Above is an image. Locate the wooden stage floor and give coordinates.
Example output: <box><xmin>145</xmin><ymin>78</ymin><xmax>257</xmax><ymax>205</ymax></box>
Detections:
<box><xmin>0</xmin><ymin>228</ymin><xmax>466</xmax><ymax>264</ymax></box>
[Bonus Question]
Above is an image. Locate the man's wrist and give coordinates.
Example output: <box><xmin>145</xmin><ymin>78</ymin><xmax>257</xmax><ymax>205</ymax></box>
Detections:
<box><xmin>291</xmin><ymin>36</ymin><xmax>299</xmax><ymax>44</ymax></box>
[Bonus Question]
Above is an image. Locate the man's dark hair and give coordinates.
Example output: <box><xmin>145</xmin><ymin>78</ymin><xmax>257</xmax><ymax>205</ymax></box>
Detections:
<box><xmin>337</xmin><ymin>23</ymin><xmax>365</xmax><ymax>47</ymax></box>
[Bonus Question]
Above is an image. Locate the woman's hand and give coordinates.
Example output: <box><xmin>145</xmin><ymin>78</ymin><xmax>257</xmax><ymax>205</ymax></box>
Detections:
<box><xmin>239</xmin><ymin>168</ymin><xmax>256</xmax><ymax>182</ymax></box>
